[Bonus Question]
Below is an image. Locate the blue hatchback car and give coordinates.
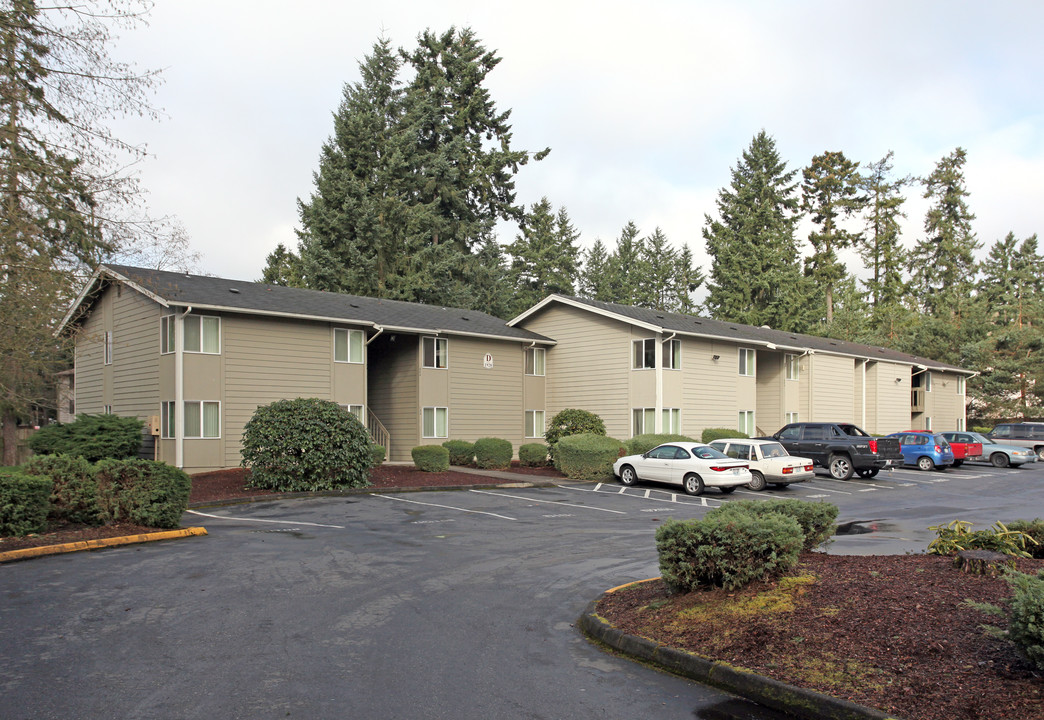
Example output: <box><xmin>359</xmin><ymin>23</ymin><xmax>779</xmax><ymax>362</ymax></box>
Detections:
<box><xmin>887</xmin><ymin>432</ymin><xmax>955</xmax><ymax>470</ymax></box>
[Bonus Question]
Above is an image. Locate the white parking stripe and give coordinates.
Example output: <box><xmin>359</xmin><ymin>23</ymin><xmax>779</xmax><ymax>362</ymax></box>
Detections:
<box><xmin>186</xmin><ymin>509</ymin><xmax>346</xmax><ymax>529</ymax></box>
<box><xmin>371</xmin><ymin>493</ymin><xmax>517</xmax><ymax>520</ymax></box>
<box><xmin>559</xmin><ymin>483</ymin><xmax>715</xmax><ymax>507</ymax></box>
<box><xmin>469</xmin><ymin>489</ymin><xmax>628</xmax><ymax>514</ymax></box>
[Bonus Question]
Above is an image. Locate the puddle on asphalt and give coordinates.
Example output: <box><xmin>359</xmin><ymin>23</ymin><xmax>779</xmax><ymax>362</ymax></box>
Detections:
<box><xmin>834</xmin><ymin>519</ymin><xmax>898</xmax><ymax>535</ymax></box>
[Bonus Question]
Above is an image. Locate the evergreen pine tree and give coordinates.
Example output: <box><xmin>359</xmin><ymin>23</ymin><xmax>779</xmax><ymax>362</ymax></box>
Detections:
<box><xmin>578</xmin><ymin>239</ymin><xmax>613</xmax><ymax>301</ymax></box>
<box><xmin>607</xmin><ymin>221</ymin><xmax>648</xmax><ymax>305</ymax></box>
<box><xmin>859</xmin><ymin>152</ymin><xmax>910</xmax><ymax>309</ymax></box>
<box><xmin>702</xmin><ymin>131</ymin><xmax>807</xmax><ymax>331</ymax></box>
<box><xmin>640</xmin><ymin>227</ymin><xmax>677</xmax><ymax>311</ymax></box>
<box><xmin>503</xmin><ymin>198</ymin><xmax>580</xmax><ymax>316</ymax></box>
<box><xmin>672</xmin><ymin>244</ymin><xmax>704</xmax><ymax>314</ymax></box>
<box><xmin>801</xmin><ymin>151</ymin><xmax>865</xmax><ymax>324</ymax></box>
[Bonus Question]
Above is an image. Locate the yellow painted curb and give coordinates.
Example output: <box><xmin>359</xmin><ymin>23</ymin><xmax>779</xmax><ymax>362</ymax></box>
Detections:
<box><xmin>0</xmin><ymin>526</ymin><xmax>208</xmax><ymax>563</ymax></box>
<box><xmin>605</xmin><ymin>577</ymin><xmax>661</xmax><ymax>594</ymax></box>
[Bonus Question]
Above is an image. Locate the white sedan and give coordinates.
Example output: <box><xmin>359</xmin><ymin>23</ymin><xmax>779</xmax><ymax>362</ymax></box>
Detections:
<box><xmin>612</xmin><ymin>442</ymin><xmax>752</xmax><ymax>496</ymax></box>
<box><xmin>709</xmin><ymin>438</ymin><xmax>815</xmax><ymax>491</ymax></box>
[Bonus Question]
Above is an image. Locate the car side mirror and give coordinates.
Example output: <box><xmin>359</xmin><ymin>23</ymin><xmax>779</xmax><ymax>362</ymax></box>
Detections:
<box><xmin>642</xmin><ymin>452</ymin><xmax>649</xmax><ymax>459</ymax></box>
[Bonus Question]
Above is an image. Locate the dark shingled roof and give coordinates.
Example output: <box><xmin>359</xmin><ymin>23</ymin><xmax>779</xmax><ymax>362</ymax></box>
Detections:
<box><xmin>83</xmin><ymin>265</ymin><xmax>553</xmax><ymax>343</ymax></box>
<box><xmin>525</xmin><ymin>295</ymin><xmax>970</xmax><ymax>374</ymax></box>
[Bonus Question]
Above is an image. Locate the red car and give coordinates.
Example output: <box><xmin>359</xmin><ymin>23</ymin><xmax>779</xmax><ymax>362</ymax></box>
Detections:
<box><xmin>907</xmin><ymin>432</ymin><xmax>981</xmax><ymax>467</ymax></box>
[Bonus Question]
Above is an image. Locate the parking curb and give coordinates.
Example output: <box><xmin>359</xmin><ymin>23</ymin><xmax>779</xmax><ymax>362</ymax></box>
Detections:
<box><xmin>578</xmin><ymin>582</ymin><xmax>903</xmax><ymax>720</ymax></box>
<box><xmin>0</xmin><ymin>526</ymin><xmax>208</xmax><ymax>564</ymax></box>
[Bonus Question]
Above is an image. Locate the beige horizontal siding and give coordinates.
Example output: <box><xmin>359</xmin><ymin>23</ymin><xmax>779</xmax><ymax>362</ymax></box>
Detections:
<box><xmin>448</xmin><ymin>337</ymin><xmax>525</xmax><ymax>451</ymax></box>
<box><xmin>809</xmin><ymin>354</ymin><xmax>856</xmax><ymax>420</ymax></box>
<box><xmin>110</xmin><ymin>286</ymin><xmax>161</xmax><ymax>418</ymax></box>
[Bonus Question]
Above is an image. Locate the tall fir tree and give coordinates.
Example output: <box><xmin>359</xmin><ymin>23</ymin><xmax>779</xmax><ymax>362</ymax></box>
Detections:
<box><xmin>503</xmin><ymin>198</ymin><xmax>580</xmax><ymax>317</ymax></box>
<box><xmin>672</xmin><ymin>244</ymin><xmax>704</xmax><ymax>314</ymax></box>
<box><xmin>702</xmin><ymin>131</ymin><xmax>808</xmax><ymax>331</ymax></box>
<box><xmin>640</xmin><ymin>227</ymin><xmax>677</xmax><ymax>311</ymax></box>
<box><xmin>801</xmin><ymin>151</ymin><xmax>865</xmax><ymax>324</ymax></box>
<box><xmin>578</xmin><ymin>238</ymin><xmax>614</xmax><ymax>301</ymax></box>
<box><xmin>606</xmin><ymin>221</ymin><xmax>648</xmax><ymax>305</ymax></box>
<box><xmin>859</xmin><ymin>152</ymin><xmax>910</xmax><ymax>309</ymax></box>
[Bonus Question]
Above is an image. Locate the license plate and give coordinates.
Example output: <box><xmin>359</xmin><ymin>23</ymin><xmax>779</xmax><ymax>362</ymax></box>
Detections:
<box><xmin>732</xmin><ymin>468</ymin><xmax>741</xmax><ymax>475</ymax></box>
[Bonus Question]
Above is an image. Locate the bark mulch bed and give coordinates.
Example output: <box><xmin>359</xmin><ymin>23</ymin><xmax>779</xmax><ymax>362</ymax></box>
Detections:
<box><xmin>598</xmin><ymin>552</ymin><xmax>1044</xmax><ymax>720</ymax></box>
<box><xmin>1</xmin><ymin>462</ymin><xmax>564</xmax><ymax>552</ymax></box>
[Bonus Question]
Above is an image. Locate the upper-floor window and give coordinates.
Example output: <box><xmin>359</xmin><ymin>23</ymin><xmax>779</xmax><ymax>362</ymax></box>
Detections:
<box><xmin>784</xmin><ymin>353</ymin><xmax>799</xmax><ymax>380</ymax></box>
<box><xmin>956</xmin><ymin>376</ymin><xmax>965</xmax><ymax>396</ymax></box>
<box><xmin>664</xmin><ymin>339</ymin><xmax>681</xmax><ymax>370</ymax></box>
<box><xmin>184</xmin><ymin>315</ymin><xmax>220</xmax><ymax>354</ymax></box>
<box><xmin>924</xmin><ymin>371</ymin><xmax>933</xmax><ymax>392</ymax></box>
<box><xmin>525</xmin><ymin>347</ymin><xmax>545</xmax><ymax>376</ymax></box>
<box><xmin>738</xmin><ymin>348</ymin><xmax>755</xmax><ymax>377</ymax></box>
<box><xmin>160</xmin><ymin>315</ymin><xmax>175</xmax><ymax>354</ymax></box>
<box><xmin>104</xmin><ymin>331</ymin><xmax>113</xmax><ymax>365</ymax></box>
<box><xmin>633</xmin><ymin>338</ymin><xmax>656</xmax><ymax>369</ymax></box>
<box><xmin>423</xmin><ymin>336</ymin><xmax>448</xmax><ymax>369</ymax></box>
<box><xmin>334</xmin><ymin>328</ymin><xmax>364</xmax><ymax>363</ymax></box>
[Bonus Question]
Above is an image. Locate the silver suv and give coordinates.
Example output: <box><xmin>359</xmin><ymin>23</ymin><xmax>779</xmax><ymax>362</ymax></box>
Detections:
<box><xmin>987</xmin><ymin>422</ymin><xmax>1044</xmax><ymax>461</ymax></box>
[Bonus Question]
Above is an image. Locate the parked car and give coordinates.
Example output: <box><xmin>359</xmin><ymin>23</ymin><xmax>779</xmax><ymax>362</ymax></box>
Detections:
<box><xmin>985</xmin><ymin>422</ymin><xmax>1044</xmax><ymax>461</ymax></box>
<box><xmin>708</xmin><ymin>438</ymin><xmax>814</xmax><ymax>491</ymax></box>
<box><xmin>905</xmin><ymin>431</ymin><xmax>980</xmax><ymax>467</ymax></box>
<box><xmin>613</xmin><ymin>442</ymin><xmax>752</xmax><ymax>496</ymax></box>
<box><xmin>766</xmin><ymin>422</ymin><xmax>904</xmax><ymax>480</ymax></box>
<box><xmin>886</xmin><ymin>431</ymin><xmax>955</xmax><ymax>470</ymax></box>
<box><xmin>940</xmin><ymin>431</ymin><xmax>1038</xmax><ymax>468</ymax></box>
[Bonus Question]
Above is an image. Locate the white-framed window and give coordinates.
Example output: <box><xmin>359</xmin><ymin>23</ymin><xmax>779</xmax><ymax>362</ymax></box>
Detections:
<box><xmin>160</xmin><ymin>315</ymin><xmax>175</xmax><ymax>354</ymax></box>
<box><xmin>632</xmin><ymin>407</ymin><xmax>656</xmax><ymax>435</ymax></box>
<box><xmin>785</xmin><ymin>353</ymin><xmax>799</xmax><ymax>381</ymax></box>
<box><xmin>104</xmin><ymin>331</ymin><xmax>113</xmax><ymax>365</ymax></box>
<box><xmin>525</xmin><ymin>347</ymin><xmax>545</xmax><ymax>376</ymax></box>
<box><xmin>924</xmin><ymin>416</ymin><xmax>932</xmax><ymax>431</ymax></box>
<box><xmin>184</xmin><ymin>401</ymin><xmax>220</xmax><ymax>438</ymax></box>
<box><xmin>662</xmin><ymin>408</ymin><xmax>680</xmax><ymax>433</ymax></box>
<box><xmin>739</xmin><ymin>410</ymin><xmax>755</xmax><ymax>436</ymax></box>
<box><xmin>161</xmin><ymin>401</ymin><xmax>175</xmax><ymax>439</ymax></box>
<box><xmin>525</xmin><ymin>409</ymin><xmax>545</xmax><ymax>438</ymax></box>
<box><xmin>423</xmin><ymin>337</ymin><xmax>448</xmax><ymax>369</ymax></box>
<box><xmin>334</xmin><ymin>328</ymin><xmax>365</xmax><ymax>364</ymax></box>
<box><xmin>103</xmin><ymin>404</ymin><xmax>112</xmax><ymax>415</ymax></box>
<box><xmin>956</xmin><ymin>417</ymin><xmax>965</xmax><ymax>431</ymax></box>
<box><xmin>422</xmin><ymin>407</ymin><xmax>448</xmax><ymax>438</ymax></box>
<box><xmin>956</xmin><ymin>376</ymin><xmax>965</xmax><ymax>396</ymax></box>
<box><xmin>340</xmin><ymin>404</ymin><xmax>364</xmax><ymax>422</ymax></box>
<box><xmin>925</xmin><ymin>371</ymin><xmax>933</xmax><ymax>392</ymax></box>
<box><xmin>785</xmin><ymin>411</ymin><xmax>799</xmax><ymax>425</ymax></box>
<box><xmin>633</xmin><ymin>338</ymin><xmax>656</xmax><ymax>369</ymax></box>
<box><xmin>184</xmin><ymin>315</ymin><xmax>220</xmax><ymax>354</ymax></box>
<box><xmin>664</xmin><ymin>339</ymin><xmax>681</xmax><ymax>370</ymax></box>
<box><xmin>738</xmin><ymin>348</ymin><xmax>755</xmax><ymax>377</ymax></box>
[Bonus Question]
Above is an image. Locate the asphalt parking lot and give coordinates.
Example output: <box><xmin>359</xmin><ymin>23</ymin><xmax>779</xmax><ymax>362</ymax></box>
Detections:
<box><xmin>3</xmin><ymin>461</ymin><xmax>1043</xmax><ymax>719</ymax></box>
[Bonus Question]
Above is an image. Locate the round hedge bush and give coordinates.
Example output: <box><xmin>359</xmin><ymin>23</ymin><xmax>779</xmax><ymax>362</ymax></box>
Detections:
<box><xmin>545</xmin><ymin>409</ymin><xmax>605</xmax><ymax>461</ymax></box>
<box><xmin>474</xmin><ymin>437</ymin><xmax>512</xmax><ymax>469</ymax></box>
<box><xmin>701</xmin><ymin>427</ymin><xmax>749</xmax><ymax>443</ymax></box>
<box><xmin>554</xmin><ymin>433</ymin><xmax>624</xmax><ymax>481</ymax></box>
<box><xmin>412</xmin><ymin>445</ymin><xmax>450</xmax><ymax>472</ymax></box>
<box><xmin>518</xmin><ymin>443</ymin><xmax>549</xmax><ymax>467</ymax></box>
<box><xmin>241</xmin><ymin>398</ymin><xmax>374</xmax><ymax>491</ymax></box>
<box><xmin>442</xmin><ymin>440</ymin><xmax>475</xmax><ymax>466</ymax></box>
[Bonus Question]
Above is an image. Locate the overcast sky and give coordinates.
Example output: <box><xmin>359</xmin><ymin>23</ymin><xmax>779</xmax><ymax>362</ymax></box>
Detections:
<box><xmin>109</xmin><ymin>0</ymin><xmax>1044</xmax><ymax>285</ymax></box>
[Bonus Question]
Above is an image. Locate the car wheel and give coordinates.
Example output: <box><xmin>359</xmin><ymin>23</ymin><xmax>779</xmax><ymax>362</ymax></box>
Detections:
<box><xmin>917</xmin><ymin>456</ymin><xmax>935</xmax><ymax>471</ymax></box>
<box><xmin>619</xmin><ymin>465</ymin><xmax>638</xmax><ymax>486</ymax></box>
<box><xmin>855</xmin><ymin>468</ymin><xmax>879</xmax><ymax>479</ymax></box>
<box><xmin>683</xmin><ymin>473</ymin><xmax>704</xmax><ymax>496</ymax></box>
<box><xmin>1036</xmin><ymin>446</ymin><xmax>1044</xmax><ymax>461</ymax></box>
<box><xmin>719</xmin><ymin>486</ymin><xmax>737</xmax><ymax>494</ymax></box>
<box><xmin>990</xmin><ymin>452</ymin><xmax>1009</xmax><ymax>468</ymax></box>
<box><xmin>952</xmin><ymin>460</ymin><xmax>963</xmax><ymax>467</ymax></box>
<box><xmin>828</xmin><ymin>454</ymin><xmax>854</xmax><ymax>481</ymax></box>
<box><xmin>747</xmin><ymin>471</ymin><xmax>767</xmax><ymax>491</ymax></box>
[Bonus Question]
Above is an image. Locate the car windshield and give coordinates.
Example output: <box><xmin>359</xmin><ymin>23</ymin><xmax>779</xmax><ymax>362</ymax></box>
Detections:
<box><xmin>760</xmin><ymin>442</ymin><xmax>788</xmax><ymax>458</ymax></box>
<box><xmin>966</xmin><ymin>432</ymin><xmax>988</xmax><ymax>443</ymax></box>
<box><xmin>692</xmin><ymin>446</ymin><xmax>728</xmax><ymax>460</ymax></box>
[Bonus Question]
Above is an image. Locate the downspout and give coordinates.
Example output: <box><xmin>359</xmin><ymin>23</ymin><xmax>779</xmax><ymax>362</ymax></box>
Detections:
<box><xmin>365</xmin><ymin>325</ymin><xmax>384</xmax><ymax>345</ymax></box>
<box><xmin>861</xmin><ymin>359</ymin><xmax>868</xmax><ymax>430</ymax></box>
<box><xmin>175</xmin><ymin>306</ymin><xmax>192</xmax><ymax>469</ymax></box>
<box><xmin>655</xmin><ymin>332</ymin><xmax>665</xmax><ymax>432</ymax></box>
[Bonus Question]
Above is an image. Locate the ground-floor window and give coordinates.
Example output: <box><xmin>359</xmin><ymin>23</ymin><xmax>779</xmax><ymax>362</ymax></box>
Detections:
<box><xmin>525</xmin><ymin>409</ymin><xmax>545</xmax><ymax>438</ymax></box>
<box><xmin>956</xmin><ymin>417</ymin><xmax>965</xmax><ymax>431</ymax></box>
<box><xmin>340</xmin><ymin>404</ymin><xmax>365</xmax><ymax>423</ymax></box>
<box><xmin>185</xmin><ymin>401</ymin><xmax>220</xmax><ymax>438</ymax></box>
<box><xmin>924</xmin><ymin>416</ymin><xmax>932</xmax><ymax>431</ymax></box>
<box><xmin>738</xmin><ymin>410</ymin><xmax>755</xmax><ymax>436</ymax></box>
<box><xmin>423</xmin><ymin>407</ymin><xmax>448</xmax><ymax>438</ymax></box>
<box><xmin>785</xmin><ymin>411</ymin><xmax>798</xmax><ymax>425</ymax></box>
<box><xmin>161</xmin><ymin>401</ymin><xmax>175</xmax><ymax>439</ymax></box>
<box><xmin>632</xmin><ymin>407</ymin><xmax>655</xmax><ymax>435</ymax></box>
<box><xmin>662</xmin><ymin>408</ymin><xmax>680</xmax><ymax>434</ymax></box>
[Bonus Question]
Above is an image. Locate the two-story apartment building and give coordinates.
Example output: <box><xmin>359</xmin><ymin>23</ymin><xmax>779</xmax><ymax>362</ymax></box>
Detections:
<box><xmin>60</xmin><ymin>265</ymin><xmax>554</xmax><ymax>470</ymax></box>
<box><xmin>509</xmin><ymin>295</ymin><xmax>972</xmax><ymax>440</ymax></box>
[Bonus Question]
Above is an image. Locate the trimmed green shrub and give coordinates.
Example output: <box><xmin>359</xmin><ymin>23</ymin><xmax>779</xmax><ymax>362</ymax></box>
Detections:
<box><xmin>412</xmin><ymin>445</ymin><xmax>449</xmax><ymax>472</ymax></box>
<box><xmin>656</xmin><ymin>512</ymin><xmax>804</xmax><ymax>592</ymax></box>
<box><xmin>241</xmin><ymin>398</ymin><xmax>374</xmax><ymax>492</ymax></box>
<box><xmin>519</xmin><ymin>443</ymin><xmax>549</xmax><ymax>467</ymax></box>
<box><xmin>371</xmin><ymin>444</ymin><xmax>386</xmax><ymax>467</ymax></box>
<box><xmin>554</xmin><ymin>433</ymin><xmax>625</xmax><ymax>481</ymax></box>
<box><xmin>701</xmin><ymin>427</ymin><xmax>749</xmax><ymax>443</ymax></box>
<box><xmin>709</xmin><ymin>499</ymin><xmax>839</xmax><ymax>551</ymax></box>
<box><xmin>28</xmin><ymin>414</ymin><xmax>144</xmax><ymax>462</ymax></box>
<box><xmin>624</xmin><ymin>433</ymin><xmax>696</xmax><ymax>456</ymax></box>
<box><xmin>545</xmin><ymin>409</ymin><xmax>605</xmax><ymax>461</ymax></box>
<box><xmin>1008</xmin><ymin>519</ymin><xmax>1044</xmax><ymax>559</ymax></box>
<box><xmin>972</xmin><ymin>426</ymin><xmax>992</xmax><ymax>435</ymax></box>
<box><xmin>474</xmin><ymin>437</ymin><xmax>512</xmax><ymax>469</ymax></box>
<box><xmin>1006</xmin><ymin>569</ymin><xmax>1044</xmax><ymax>671</ymax></box>
<box><xmin>94</xmin><ymin>458</ymin><xmax>191</xmax><ymax>529</ymax></box>
<box><xmin>0</xmin><ymin>472</ymin><xmax>53</xmax><ymax>536</ymax></box>
<box><xmin>24</xmin><ymin>454</ymin><xmax>100</xmax><ymax>525</ymax></box>
<box><xmin>442</xmin><ymin>440</ymin><xmax>475</xmax><ymax>466</ymax></box>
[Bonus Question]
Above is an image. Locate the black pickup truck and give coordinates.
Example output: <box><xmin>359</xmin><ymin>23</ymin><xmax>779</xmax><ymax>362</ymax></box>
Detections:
<box><xmin>766</xmin><ymin>422</ymin><xmax>904</xmax><ymax>480</ymax></box>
